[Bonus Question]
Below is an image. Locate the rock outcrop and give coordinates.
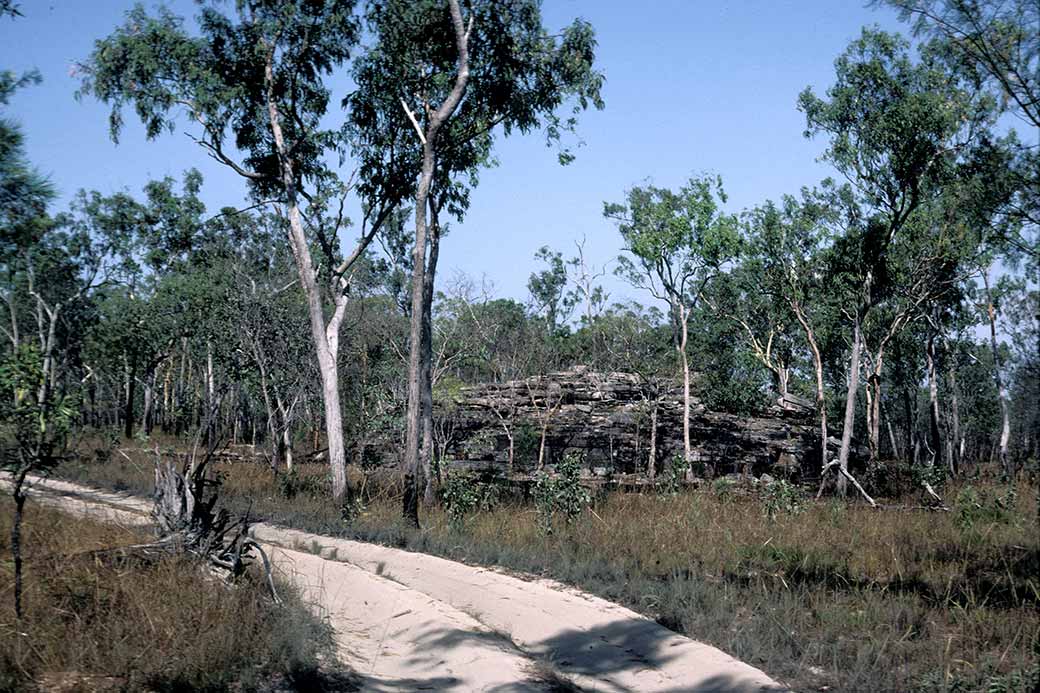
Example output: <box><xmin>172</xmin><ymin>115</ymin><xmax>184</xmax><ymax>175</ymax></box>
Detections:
<box><xmin>435</xmin><ymin>366</ymin><xmax>822</xmax><ymax>480</ymax></box>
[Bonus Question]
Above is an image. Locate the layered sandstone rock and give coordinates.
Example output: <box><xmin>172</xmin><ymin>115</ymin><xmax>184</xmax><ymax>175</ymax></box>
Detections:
<box><xmin>436</xmin><ymin>366</ymin><xmax>823</xmax><ymax>480</ymax></box>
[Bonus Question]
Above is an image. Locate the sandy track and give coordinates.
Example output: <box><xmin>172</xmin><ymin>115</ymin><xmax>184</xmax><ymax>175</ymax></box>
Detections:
<box><xmin>9</xmin><ymin>475</ymin><xmax>787</xmax><ymax>692</ymax></box>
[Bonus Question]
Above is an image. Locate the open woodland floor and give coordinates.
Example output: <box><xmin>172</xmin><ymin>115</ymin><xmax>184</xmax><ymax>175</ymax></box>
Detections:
<box><xmin>53</xmin><ymin>440</ymin><xmax>1040</xmax><ymax>693</ymax></box>
<box><xmin>0</xmin><ymin>496</ymin><xmax>352</xmax><ymax>692</ymax></box>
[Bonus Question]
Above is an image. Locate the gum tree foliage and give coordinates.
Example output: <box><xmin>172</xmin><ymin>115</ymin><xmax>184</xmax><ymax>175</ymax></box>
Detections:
<box><xmin>347</xmin><ymin>0</ymin><xmax>604</xmax><ymax>526</ymax></box>
<box><xmin>605</xmin><ymin>174</ymin><xmax>740</xmax><ymax>465</ymax></box>
<box><xmin>80</xmin><ymin>0</ymin><xmax>396</xmax><ymax>506</ymax></box>
<box><xmin>797</xmin><ymin>28</ymin><xmax>995</xmax><ymax>499</ymax></box>
<box><xmin>527</xmin><ymin>246</ymin><xmax>573</xmax><ymax>335</ymax></box>
<box><xmin>881</xmin><ymin>0</ymin><xmax>1039</xmax><ymax>130</ymax></box>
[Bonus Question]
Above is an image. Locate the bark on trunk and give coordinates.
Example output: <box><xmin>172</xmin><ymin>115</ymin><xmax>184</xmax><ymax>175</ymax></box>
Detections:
<box><xmin>834</xmin><ymin>317</ymin><xmax>862</xmax><ymax>497</ymax></box>
<box><xmin>926</xmin><ymin>333</ymin><xmax>942</xmax><ymax>469</ymax></box>
<box><xmin>420</xmin><ymin>201</ymin><xmax>442</xmax><ymax>507</ymax></box>
<box><xmin>792</xmin><ymin>302</ymin><xmax>828</xmax><ymax>474</ymax></box>
<box><xmin>983</xmin><ymin>270</ymin><xmax>1011</xmax><ymax>477</ymax></box>
<box><xmin>677</xmin><ymin>304</ymin><xmax>692</xmax><ymax>464</ymax></box>
<box><xmin>648</xmin><ymin>398</ymin><xmax>659</xmax><ymax>480</ymax></box>
<box><xmin>263</xmin><ymin>48</ymin><xmax>350</xmax><ymax>505</ymax></box>
<box><xmin>946</xmin><ymin>356</ymin><xmax>961</xmax><ymax>476</ymax></box>
<box><xmin>11</xmin><ymin>478</ymin><xmax>26</xmax><ymax>620</ymax></box>
<box><xmin>402</xmin><ymin>0</ymin><xmax>471</xmax><ymax>527</ymax></box>
<box><xmin>143</xmin><ymin>369</ymin><xmax>155</xmax><ymax>436</ymax></box>
<box><xmin>123</xmin><ymin>353</ymin><xmax>137</xmax><ymax>440</ymax></box>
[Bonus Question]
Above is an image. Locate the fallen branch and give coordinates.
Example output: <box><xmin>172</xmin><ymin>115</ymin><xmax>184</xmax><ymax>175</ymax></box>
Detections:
<box><xmin>815</xmin><ymin>460</ymin><xmax>877</xmax><ymax>508</ymax></box>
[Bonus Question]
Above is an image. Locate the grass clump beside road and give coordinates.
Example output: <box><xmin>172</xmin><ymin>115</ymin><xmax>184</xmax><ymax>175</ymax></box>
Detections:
<box><xmin>60</xmin><ymin>446</ymin><xmax>1039</xmax><ymax>693</ymax></box>
<box><xmin>0</xmin><ymin>497</ymin><xmax>352</xmax><ymax>692</ymax></box>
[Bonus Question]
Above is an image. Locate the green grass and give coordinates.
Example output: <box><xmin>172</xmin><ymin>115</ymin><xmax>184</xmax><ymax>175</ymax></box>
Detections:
<box><xmin>59</xmin><ymin>444</ymin><xmax>1039</xmax><ymax>692</ymax></box>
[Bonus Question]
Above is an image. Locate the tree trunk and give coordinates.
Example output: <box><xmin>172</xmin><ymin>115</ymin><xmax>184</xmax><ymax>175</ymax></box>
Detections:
<box><xmin>648</xmin><ymin>398</ymin><xmax>659</xmax><ymax>480</ymax></box>
<box><xmin>11</xmin><ymin>477</ymin><xmax>26</xmax><ymax>620</ymax></box>
<box><xmin>420</xmin><ymin>202</ymin><xmax>441</xmax><ymax>507</ymax></box>
<box><xmin>866</xmin><ymin>374</ymin><xmax>882</xmax><ymax>465</ymax></box>
<box><xmin>257</xmin><ymin>358</ymin><xmax>279</xmax><ymax>469</ymax></box>
<box><xmin>401</xmin><ymin>0</ymin><xmax>471</xmax><ymax>527</ymax></box>
<box><xmin>123</xmin><ymin>352</ymin><xmax>137</xmax><ymax>440</ymax></box>
<box><xmin>946</xmin><ymin>355</ymin><xmax>961</xmax><ymax>476</ymax></box>
<box><xmin>983</xmin><ymin>269</ymin><xmax>1011</xmax><ymax>477</ymax></box>
<box><xmin>882</xmin><ymin>395</ymin><xmax>900</xmax><ymax>460</ymax></box>
<box><xmin>403</xmin><ymin>162</ymin><xmax>432</xmax><ymax>526</ymax></box>
<box><xmin>143</xmin><ymin>369</ymin><xmax>155</xmax><ymax>436</ymax></box>
<box><xmin>678</xmin><ymin>305</ymin><xmax>692</xmax><ymax>464</ymax></box>
<box><xmin>776</xmin><ymin>366</ymin><xmax>790</xmax><ymax>400</ymax></box>
<box><xmin>925</xmin><ymin>333</ymin><xmax>942</xmax><ymax>469</ymax></box>
<box><xmin>903</xmin><ymin>384</ymin><xmax>918</xmax><ymax>467</ymax></box>
<box><xmin>503</xmin><ymin>424</ymin><xmax>514</xmax><ymax>471</ymax></box>
<box><xmin>264</xmin><ymin>51</ymin><xmax>350</xmax><ymax>505</ymax></box>
<box><xmin>835</xmin><ymin>316</ymin><xmax>863</xmax><ymax>497</ymax></box>
<box><xmin>792</xmin><ymin>302</ymin><xmax>828</xmax><ymax>474</ymax></box>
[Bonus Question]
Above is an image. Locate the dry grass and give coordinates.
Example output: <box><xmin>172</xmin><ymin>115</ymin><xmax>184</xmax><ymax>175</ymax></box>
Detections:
<box><xmin>0</xmin><ymin>496</ymin><xmax>352</xmax><ymax>692</ymax></box>
<box><xmin>60</xmin><ymin>445</ymin><xmax>1039</xmax><ymax>692</ymax></box>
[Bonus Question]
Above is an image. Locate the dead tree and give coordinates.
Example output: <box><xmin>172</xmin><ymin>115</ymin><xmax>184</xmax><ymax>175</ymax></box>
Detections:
<box><xmin>150</xmin><ymin>422</ymin><xmax>279</xmax><ymax>601</ymax></box>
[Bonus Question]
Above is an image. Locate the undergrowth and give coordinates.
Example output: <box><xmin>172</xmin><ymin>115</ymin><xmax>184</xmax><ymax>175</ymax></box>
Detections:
<box><xmin>0</xmin><ymin>497</ymin><xmax>353</xmax><ymax>692</ymax></box>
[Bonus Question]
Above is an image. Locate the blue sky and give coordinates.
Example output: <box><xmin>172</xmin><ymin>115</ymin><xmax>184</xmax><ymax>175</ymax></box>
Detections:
<box><xmin>1</xmin><ymin>0</ymin><xmax>917</xmax><ymax>307</ymax></box>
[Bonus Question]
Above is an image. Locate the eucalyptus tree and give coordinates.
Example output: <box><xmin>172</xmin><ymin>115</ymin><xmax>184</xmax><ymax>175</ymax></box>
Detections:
<box><xmin>744</xmin><ymin>188</ymin><xmax>848</xmax><ymax>481</ymax></box>
<box><xmin>81</xmin><ymin>1</ymin><xmax>399</xmax><ymax>505</ymax></box>
<box><xmin>707</xmin><ymin>240</ymin><xmax>800</xmax><ymax>405</ymax></box>
<box><xmin>349</xmin><ymin>0</ymin><xmax>604</xmax><ymax>525</ymax></box>
<box><xmin>798</xmin><ymin>28</ymin><xmax>994</xmax><ymax>498</ymax></box>
<box><xmin>605</xmin><ymin>175</ymin><xmax>739</xmax><ymax>465</ymax></box>
<box><xmin>591</xmin><ymin>301</ymin><xmax>671</xmax><ymax>477</ymax></box>
<box><xmin>528</xmin><ymin>246</ymin><xmax>572</xmax><ymax>335</ymax></box>
<box><xmin>882</xmin><ymin>0</ymin><xmax>1039</xmax><ymax>130</ymax></box>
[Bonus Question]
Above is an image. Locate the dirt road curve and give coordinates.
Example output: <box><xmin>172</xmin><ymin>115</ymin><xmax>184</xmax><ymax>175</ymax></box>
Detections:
<box><xmin>8</xmin><ymin>476</ymin><xmax>788</xmax><ymax>693</ymax></box>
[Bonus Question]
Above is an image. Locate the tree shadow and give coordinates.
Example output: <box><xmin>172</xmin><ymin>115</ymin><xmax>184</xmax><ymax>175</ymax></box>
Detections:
<box><xmin>390</xmin><ymin>617</ymin><xmax>787</xmax><ymax>692</ymax></box>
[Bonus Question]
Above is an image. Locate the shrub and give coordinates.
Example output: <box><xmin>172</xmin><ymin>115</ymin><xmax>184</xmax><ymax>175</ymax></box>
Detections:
<box><xmin>661</xmin><ymin>455</ymin><xmax>689</xmax><ymax>494</ymax></box>
<box><xmin>712</xmin><ymin>476</ymin><xmax>737</xmax><ymax>502</ymax></box>
<box><xmin>533</xmin><ymin>453</ymin><xmax>590</xmax><ymax>534</ymax></box>
<box><xmin>440</xmin><ymin>471</ymin><xmax>501</xmax><ymax>530</ymax></box>
<box><xmin>761</xmin><ymin>478</ymin><xmax>803</xmax><ymax>520</ymax></box>
<box><xmin>954</xmin><ymin>484</ymin><xmax>1018</xmax><ymax>532</ymax></box>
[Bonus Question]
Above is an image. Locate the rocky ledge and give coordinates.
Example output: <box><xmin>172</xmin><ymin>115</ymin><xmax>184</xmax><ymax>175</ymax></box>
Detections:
<box><xmin>434</xmin><ymin>366</ymin><xmax>824</xmax><ymax>480</ymax></box>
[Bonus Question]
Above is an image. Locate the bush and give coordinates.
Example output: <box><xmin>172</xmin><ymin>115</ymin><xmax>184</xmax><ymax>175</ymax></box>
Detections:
<box><xmin>533</xmin><ymin>453</ymin><xmax>590</xmax><ymax>534</ymax></box>
<box><xmin>278</xmin><ymin>467</ymin><xmax>331</xmax><ymax>500</ymax></box>
<box><xmin>761</xmin><ymin>478</ymin><xmax>803</xmax><ymax>520</ymax></box>
<box><xmin>661</xmin><ymin>455</ymin><xmax>689</xmax><ymax>494</ymax></box>
<box><xmin>440</xmin><ymin>471</ymin><xmax>501</xmax><ymax>530</ymax></box>
<box><xmin>954</xmin><ymin>484</ymin><xmax>1018</xmax><ymax>532</ymax></box>
<box><xmin>712</xmin><ymin>476</ymin><xmax>737</xmax><ymax>501</ymax></box>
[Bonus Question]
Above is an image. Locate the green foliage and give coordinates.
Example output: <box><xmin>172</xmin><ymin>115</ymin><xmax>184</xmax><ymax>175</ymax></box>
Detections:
<box><xmin>514</xmin><ymin>423</ymin><xmax>541</xmax><ymax>464</ymax></box>
<box><xmin>347</xmin><ymin>0</ymin><xmax>605</xmax><ymax>217</ymax></box>
<box><xmin>661</xmin><ymin>455</ymin><xmax>689</xmax><ymax>495</ymax></box>
<box><xmin>760</xmin><ymin>479</ymin><xmax>804</xmax><ymax>521</ymax></box>
<box><xmin>81</xmin><ymin>1</ymin><xmax>360</xmax><ymax>197</ymax></box>
<box><xmin>712</xmin><ymin>476</ymin><xmax>737</xmax><ymax>502</ymax></box>
<box><xmin>533</xmin><ymin>453</ymin><xmax>590</xmax><ymax>534</ymax></box>
<box><xmin>608</xmin><ymin>175</ymin><xmax>740</xmax><ymax>309</ymax></box>
<box><xmin>954</xmin><ymin>485</ymin><xmax>1019</xmax><ymax>533</ymax></box>
<box><xmin>439</xmin><ymin>471</ymin><xmax>500</xmax><ymax>531</ymax></box>
<box><xmin>912</xmin><ymin>461</ymin><xmax>948</xmax><ymax>491</ymax></box>
<box><xmin>0</xmin><ymin>346</ymin><xmax>77</xmax><ymax>477</ymax></box>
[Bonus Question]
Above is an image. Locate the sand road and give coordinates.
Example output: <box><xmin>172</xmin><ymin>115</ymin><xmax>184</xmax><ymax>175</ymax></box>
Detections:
<box><xmin>6</xmin><ymin>475</ymin><xmax>787</xmax><ymax>693</ymax></box>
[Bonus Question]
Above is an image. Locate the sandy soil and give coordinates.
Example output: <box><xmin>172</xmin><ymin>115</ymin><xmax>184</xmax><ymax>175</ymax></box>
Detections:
<box><xmin>6</xmin><ymin>475</ymin><xmax>787</xmax><ymax>692</ymax></box>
